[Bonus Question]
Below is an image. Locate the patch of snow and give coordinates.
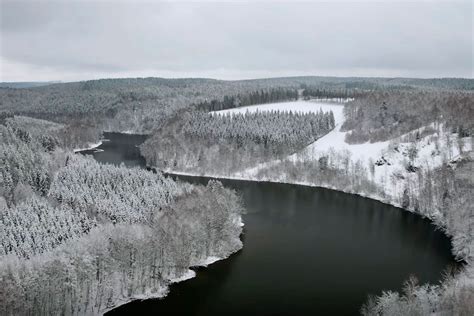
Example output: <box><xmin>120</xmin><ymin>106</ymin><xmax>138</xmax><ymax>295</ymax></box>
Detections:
<box><xmin>169</xmin><ymin>269</ymin><xmax>196</xmax><ymax>283</ymax></box>
<box><xmin>307</xmin><ymin>97</ymin><xmax>354</xmax><ymax>103</ymax></box>
<box><xmin>294</xmin><ymin>125</ymin><xmax>389</xmax><ymax>163</ymax></box>
<box><xmin>101</xmin><ymin>253</ymin><xmax>236</xmax><ymax>314</ymax></box>
<box><xmin>237</xmin><ymin>216</ymin><xmax>245</xmax><ymax>227</ymax></box>
<box><xmin>196</xmin><ymin>256</ymin><xmax>223</xmax><ymax>267</ymax></box>
<box><xmin>101</xmin><ymin>285</ymin><xmax>168</xmax><ymax>314</ymax></box>
<box><xmin>73</xmin><ymin>141</ymin><xmax>103</xmax><ymax>153</ymax></box>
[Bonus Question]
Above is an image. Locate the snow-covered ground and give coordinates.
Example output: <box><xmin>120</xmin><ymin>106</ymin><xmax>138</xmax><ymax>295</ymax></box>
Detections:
<box><xmin>169</xmin><ymin>269</ymin><xmax>197</xmax><ymax>283</ymax></box>
<box><xmin>293</xmin><ymin>123</ymin><xmax>387</xmax><ymax>162</ymax></box>
<box><xmin>73</xmin><ymin>141</ymin><xmax>103</xmax><ymax>153</ymax></box>
<box><xmin>102</xmin><ymin>286</ymin><xmax>168</xmax><ymax>314</ymax></box>
<box><xmin>101</xmin><ymin>252</ymin><xmax>238</xmax><ymax>314</ymax></box>
<box><xmin>289</xmin><ymin>122</ymin><xmax>470</xmax><ymax>201</ymax></box>
<box><xmin>306</xmin><ymin>97</ymin><xmax>354</xmax><ymax>103</ymax></box>
<box><xmin>211</xmin><ymin>101</ymin><xmax>471</xmax><ymax>206</ymax></box>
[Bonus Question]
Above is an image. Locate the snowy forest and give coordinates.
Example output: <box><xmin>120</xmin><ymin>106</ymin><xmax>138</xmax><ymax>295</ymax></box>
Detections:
<box><xmin>137</xmin><ymin>79</ymin><xmax>474</xmax><ymax>315</ymax></box>
<box><xmin>142</xmin><ymin>109</ymin><xmax>335</xmax><ymax>174</ymax></box>
<box><xmin>2</xmin><ymin>0</ymin><xmax>474</xmax><ymax>313</ymax></box>
<box><xmin>342</xmin><ymin>90</ymin><xmax>474</xmax><ymax>143</ymax></box>
<box><xmin>1</xmin><ymin>76</ymin><xmax>471</xmax><ymax>136</ymax></box>
<box><xmin>0</xmin><ymin>76</ymin><xmax>473</xmax><ymax>315</ymax></box>
<box><xmin>196</xmin><ymin>87</ymin><xmax>298</xmax><ymax>111</ymax></box>
<box><xmin>0</xmin><ymin>117</ymin><xmax>244</xmax><ymax>314</ymax></box>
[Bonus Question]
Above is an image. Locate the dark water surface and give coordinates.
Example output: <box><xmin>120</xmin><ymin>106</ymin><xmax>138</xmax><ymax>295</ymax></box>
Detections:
<box><xmin>80</xmin><ymin>132</ymin><xmax>148</xmax><ymax>168</ymax></box>
<box><xmin>82</xmin><ymin>132</ymin><xmax>458</xmax><ymax>316</ymax></box>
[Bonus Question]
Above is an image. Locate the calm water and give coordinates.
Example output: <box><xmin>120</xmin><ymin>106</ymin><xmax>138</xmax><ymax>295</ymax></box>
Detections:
<box><xmin>81</xmin><ymin>132</ymin><xmax>458</xmax><ymax>316</ymax></box>
<box><xmin>80</xmin><ymin>132</ymin><xmax>148</xmax><ymax>168</ymax></box>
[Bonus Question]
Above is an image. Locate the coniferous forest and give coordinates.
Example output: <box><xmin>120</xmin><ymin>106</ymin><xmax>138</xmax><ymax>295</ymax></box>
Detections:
<box><xmin>0</xmin><ymin>75</ymin><xmax>473</xmax><ymax>315</ymax></box>
<box><xmin>0</xmin><ymin>116</ymin><xmax>243</xmax><ymax>315</ymax></box>
<box><xmin>2</xmin><ymin>1</ymin><xmax>474</xmax><ymax>314</ymax></box>
<box><xmin>142</xmin><ymin>109</ymin><xmax>335</xmax><ymax>174</ymax></box>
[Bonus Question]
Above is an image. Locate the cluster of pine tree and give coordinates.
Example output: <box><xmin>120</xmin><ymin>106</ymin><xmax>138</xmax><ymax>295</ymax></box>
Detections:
<box><xmin>197</xmin><ymin>88</ymin><xmax>298</xmax><ymax>111</ymax></box>
<box><xmin>342</xmin><ymin>90</ymin><xmax>474</xmax><ymax>143</ymax></box>
<box><xmin>0</xmin><ymin>196</ymin><xmax>95</xmax><ymax>258</ymax></box>
<box><xmin>141</xmin><ymin>108</ymin><xmax>335</xmax><ymax>175</ymax></box>
<box><xmin>50</xmin><ymin>155</ymin><xmax>186</xmax><ymax>223</ymax></box>
<box><xmin>0</xmin><ymin>124</ymin><xmax>62</xmax><ymax>204</ymax></box>
<box><xmin>301</xmin><ymin>86</ymin><xmax>359</xmax><ymax>100</ymax></box>
<box><xmin>1</xmin><ymin>77</ymin><xmax>470</xmax><ymax>135</ymax></box>
<box><xmin>0</xmin><ymin>178</ymin><xmax>243</xmax><ymax>315</ymax></box>
<box><xmin>184</xmin><ymin>110</ymin><xmax>335</xmax><ymax>154</ymax></box>
<box><xmin>0</xmin><ymin>116</ymin><xmax>245</xmax><ymax>314</ymax></box>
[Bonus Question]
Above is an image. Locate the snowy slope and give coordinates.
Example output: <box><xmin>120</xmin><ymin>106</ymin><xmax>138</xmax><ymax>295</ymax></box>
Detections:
<box><xmin>293</xmin><ymin>125</ymin><xmax>388</xmax><ymax>162</ymax></box>
<box><xmin>209</xmin><ymin>100</ymin><xmax>472</xmax><ymax>211</ymax></box>
<box><xmin>160</xmin><ymin>99</ymin><xmax>474</xmax><ymax>311</ymax></box>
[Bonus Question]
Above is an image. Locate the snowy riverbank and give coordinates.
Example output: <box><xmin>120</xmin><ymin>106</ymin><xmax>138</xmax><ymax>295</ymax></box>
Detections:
<box><xmin>73</xmin><ymin>141</ymin><xmax>103</xmax><ymax>153</ymax></box>
<box><xmin>141</xmin><ymin>99</ymin><xmax>473</xmax><ymax>314</ymax></box>
<box><xmin>102</xmin><ymin>252</ymin><xmax>240</xmax><ymax>314</ymax></box>
<box><xmin>158</xmin><ymin>100</ymin><xmax>472</xmax><ymax>263</ymax></box>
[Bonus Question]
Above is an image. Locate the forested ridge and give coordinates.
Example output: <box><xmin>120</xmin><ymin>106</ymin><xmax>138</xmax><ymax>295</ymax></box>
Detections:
<box><xmin>1</xmin><ymin>76</ymin><xmax>471</xmax><ymax>136</ymax></box>
<box><xmin>0</xmin><ymin>115</ymin><xmax>244</xmax><ymax>314</ymax></box>
<box><xmin>185</xmin><ymin>110</ymin><xmax>335</xmax><ymax>153</ymax></box>
<box><xmin>0</xmin><ymin>76</ymin><xmax>473</xmax><ymax>315</ymax></box>
<box><xmin>141</xmin><ymin>108</ymin><xmax>335</xmax><ymax>174</ymax></box>
<box><xmin>342</xmin><ymin>90</ymin><xmax>474</xmax><ymax>143</ymax></box>
<box><xmin>196</xmin><ymin>88</ymin><xmax>298</xmax><ymax>111</ymax></box>
<box><xmin>301</xmin><ymin>86</ymin><xmax>363</xmax><ymax>100</ymax></box>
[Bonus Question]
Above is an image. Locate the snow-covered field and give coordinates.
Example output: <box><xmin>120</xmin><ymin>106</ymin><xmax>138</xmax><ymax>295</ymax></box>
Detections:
<box><xmin>293</xmin><ymin>122</ymin><xmax>388</xmax><ymax>162</ymax></box>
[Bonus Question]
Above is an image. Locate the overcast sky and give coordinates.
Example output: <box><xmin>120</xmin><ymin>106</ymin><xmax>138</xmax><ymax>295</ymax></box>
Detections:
<box><xmin>0</xmin><ymin>0</ymin><xmax>472</xmax><ymax>82</ymax></box>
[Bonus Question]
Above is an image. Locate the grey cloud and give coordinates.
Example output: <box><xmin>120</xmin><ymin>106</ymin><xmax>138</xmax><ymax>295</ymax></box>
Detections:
<box><xmin>0</xmin><ymin>0</ymin><xmax>472</xmax><ymax>81</ymax></box>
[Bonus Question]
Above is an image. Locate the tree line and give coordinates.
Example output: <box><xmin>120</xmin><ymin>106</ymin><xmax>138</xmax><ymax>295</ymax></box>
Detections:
<box><xmin>185</xmin><ymin>110</ymin><xmax>334</xmax><ymax>153</ymax></box>
<box><xmin>196</xmin><ymin>88</ymin><xmax>298</xmax><ymax>111</ymax></box>
<box><xmin>301</xmin><ymin>86</ymin><xmax>362</xmax><ymax>100</ymax></box>
<box><xmin>342</xmin><ymin>90</ymin><xmax>474</xmax><ymax>143</ymax></box>
<box><xmin>2</xmin><ymin>77</ymin><xmax>469</xmax><ymax>136</ymax></box>
<box><xmin>141</xmin><ymin>109</ymin><xmax>335</xmax><ymax>175</ymax></box>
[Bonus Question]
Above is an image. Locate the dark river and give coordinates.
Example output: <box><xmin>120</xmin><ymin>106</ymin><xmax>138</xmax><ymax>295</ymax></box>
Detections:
<box><xmin>81</xmin><ymin>132</ymin><xmax>459</xmax><ymax>316</ymax></box>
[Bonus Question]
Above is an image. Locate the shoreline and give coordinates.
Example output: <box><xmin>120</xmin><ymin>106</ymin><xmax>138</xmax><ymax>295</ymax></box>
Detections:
<box><xmin>102</xmin><ymin>232</ymin><xmax>243</xmax><ymax>314</ymax></box>
<box><xmin>160</xmin><ymin>167</ymin><xmax>465</xmax><ymax>263</ymax></box>
<box><xmin>73</xmin><ymin>140</ymin><xmax>103</xmax><ymax>153</ymax></box>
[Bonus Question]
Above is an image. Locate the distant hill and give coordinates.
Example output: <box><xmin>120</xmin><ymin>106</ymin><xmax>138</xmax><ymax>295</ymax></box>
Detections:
<box><xmin>0</xmin><ymin>81</ymin><xmax>61</xmax><ymax>89</ymax></box>
<box><xmin>0</xmin><ymin>76</ymin><xmax>472</xmax><ymax>134</ymax></box>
